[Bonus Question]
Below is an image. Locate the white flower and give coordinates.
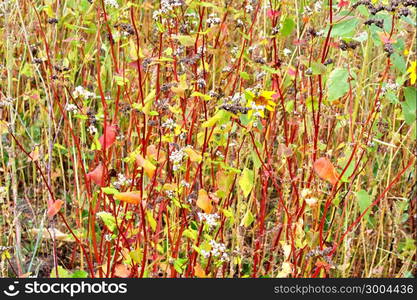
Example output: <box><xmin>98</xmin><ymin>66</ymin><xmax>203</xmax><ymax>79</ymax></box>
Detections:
<box><xmin>245</xmin><ymin>4</ymin><xmax>254</xmax><ymax>13</ymax></box>
<box><xmin>87</xmin><ymin>125</ymin><xmax>97</xmax><ymax>135</ymax></box>
<box><xmin>73</xmin><ymin>86</ymin><xmax>96</xmax><ymax>99</ymax></box>
<box><xmin>165</xmin><ymin>190</ymin><xmax>175</xmax><ymax>199</ymax></box>
<box><xmin>198</xmin><ymin>212</ymin><xmax>219</xmax><ymax>228</ymax></box>
<box><xmin>283</xmin><ymin>48</ymin><xmax>292</xmax><ymax>56</ymax></box>
<box><xmin>209</xmin><ymin>240</ymin><xmax>227</xmax><ymax>258</ymax></box>
<box><xmin>162</xmin><ymin>118</ymin><xmax>176</xmax><ymax>130</ymax></box>
<box><xmin>65</xmin><ymin>104</ymin><xmax>78</xmax><ymax>113</ymax></box>
<box><xmin>180</xmin><ymin>180</ymin><xmax>191</xmax><ymax>188</ymax></box>
<box><xmin>113</xmin><ymin>173</ymin><xmax>132</xmax><ymax>189</ymax></box>
<box><xmin>170</xmin><ymin>148</ymin><xmax>185</xmax><ymax>171</ymax></box>
<box><xmin>222</xmin><ymin>66</ymin><xmax>232</xmax><ymax>73</ymax></box>
<box><xmin>206</xmin><ymin>14</ymin><xmax>221</xmax><ymax>27</ymax></box>
<box><xmin>104</xmin><ymin>0</ymin><xmax>119</xmax><ymax>8</ymax></box>
<box><xmin>200</xmin><ymin>250</ymin><xmax>211</xmax><ymax>258</ymax></box>
<box><xmin>314</xmin><ymin>1</ymin><xmax>322</xmax><ymax>12</ymax></box>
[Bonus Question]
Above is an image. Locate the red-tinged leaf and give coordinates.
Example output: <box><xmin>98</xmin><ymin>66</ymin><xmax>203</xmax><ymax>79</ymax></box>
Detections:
<box><xmin>47</xmin><ymin>200</ymin><xmax>64</xmax><ymax>218</ymax></box>
<box><xmin>338</xmin><ymin>0</ymin><xmax>350</xmax><ymax>8</ymax></box>
<box><xmin>86</xmin><ymin>164</ymin><xmax>106</xmax><ymax>187</ymax></box>
<box><xmin>99</xmin><ymin>123</ymin><xmax>118</xmax><ymax>150</ymax></box>
<box><xmin>114</xmin><ymin>191</ymin><xmax>141</xmax><ymax>205</ymax></box>
<box><xmin>315</xmin><ymin>260</ymin><xmax>332</xmax><ymax>272</ymax></box>
<box><xmin>267</xmin><ymin>9</ymin><xmax>280</xmax><ymax>19</ymax></box>
<box><xmin>288</xmin><ymin>67</ymin><xmax>296</xmax><ymax>77</ymax></box>
<box><xmin>313</xmin><ymin>157</ymin><xmax>339</xmax><ymax>186</ymax></box>
<box><xmin>378</xmin><ymin>32</ymin><xmax>396</xmax><ymax>44</ymax></box>
<box><xmin>292</xmin><ymin>39</ymin><xmax>306</xmax><ymax>46</ymax></box>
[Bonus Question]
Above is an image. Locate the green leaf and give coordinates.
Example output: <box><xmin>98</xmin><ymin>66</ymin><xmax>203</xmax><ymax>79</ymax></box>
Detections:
<box><xmin>330</xmin><ymin>17</ymin><xmax>359</xmax><ymax>38</ymax></box>
<box><xmin>101</xmin><ymin>187</ymin><xmax>120</xmax><ymax>195</ymax></box>
<box><xmin>310</xmin><ymin>61</ymin><xmax>326</xmax><ymax>75</ymax></box>
<box><xmin>261</xmin><ymin>65</ymin><xmax>280</xmax><ymax>74</ymax></box>
<box><xmin>240</xmin><ymin>209</ymin><xmax>254</xmax><ymax>227</ymax></box>
<box><xmin>50</xmin><ymin>266</ymin><xmax>72</xmax><ymax>278</ymax></box>
<box><xmin>129</xmin><ymin>249</ymin><xmax>143</xmax><ymax>264</ymax></box>
<box><xmin>238</xmin><ymin>168</ymin><xmax>254</xmax><ymax>198</ymax></box>
<box><xmin>191</xmin><ymin>91</ymin><xmax>211</xmax><ymax>100</ymax></box>
<box><xmin>356</xmin><ymin>190</ymin><xmax>372</xmax><ymax>223</ymax></box>
<box><xmin>146</xmin><ymin>210</ymin><xmax>157</xmax><ymax>232</ymax></box>
<box><xmin>240</xmin><ymin>71</ymin><xmax>250</xmax><ymax>80</ymax></box>
<box><xmin>201</xmin><ymin>110</ymin><xmax>231</xmax><ymax>128</ymax></box>
<box><xmin>97</xmin><ymin>212</ymin><xmax>117</xmax><ymax>232</ymax></box>
<box><xmin>280</xmin><ymin>17</ymin><xmax>296</xmax><ymax>37</ymax></box>
<box><xmin>391</xmin><ymin>53</ymin><xmax>407</xmax><ymax>74</ymax></box>
<box><xmin>173</xmin><ymin>258</ymin><xmax>188</xmax><ymax>274</ymax></box>
<box><xmin>327</xmin><ymin>68</ymin><xmax>350</xmax><ymax>101</ymax></box>
<box><xmin>72</xmin><ymin>270</ymin><xmax>88</xmax><ymax>278</ymax></box>
<box><xmin>402</xmin><ymin>87</ymin><xmax>416</xmax><ymax>125</ymax></box>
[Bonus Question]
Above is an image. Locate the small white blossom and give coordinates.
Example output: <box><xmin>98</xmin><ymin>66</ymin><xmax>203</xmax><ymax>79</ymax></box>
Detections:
<box><xmin>314</xmin><ymin>1</ymin><xmax>322</xmax><ymax>12</ymax></box>
<box><xmin>180</xmin><ymin>180</ymin><xmax>191</xmax><ymax>188</ymax></box>
<box><xmin>200</xmin><ymin>250</ymin><xmax>211</xmax><ymax>258</ymax></box>
<box><xmin>162</xmin><ymin>118</ymin><xmax>176</xmax><ymax>130</ymax></box>
<box><xmin>170</xmin><ymin>148</ymin><xmax>185</xmax><ymax>171</ymax></box>
<box><xmin>198</xmin><ymin>212</ymin><xmax>219</xmax><ymax>228</ymax></box>
<box><xmin>73</xmin><ymin>86</ymin><xmax>96</xmax><ymax>99</ymax></box>
<box><xmin>113</xmin><ymin>173</ymin><xmax>132</xmax><ymax>189</ymax></box>
<box><xmin>87</xmin><ymin>125</ymin><xmax>97</xmax><ymax>135</ymax></box>
<box><xmin>245</xmin><ymin>4</ymin><xmax>254</xmax><ymax>13</ymax></box>
<box><xmin>65</xmin><ymin>104</ymin><xmax>78</xmax><ymax>113</ymax></box>
<box><xmin>209</xmin><ymin>240</ymin><xmax>228</xmax><ymax>259</ymax></box>
<box><xmin>104</xmin><ymin>0</ymin><xmax>119</xmax><ymax>8</ymax></box>
<box><xmin>283</xmin><ymin>48</ymin><xmax>292</xmax><ymax>57</ymax></box>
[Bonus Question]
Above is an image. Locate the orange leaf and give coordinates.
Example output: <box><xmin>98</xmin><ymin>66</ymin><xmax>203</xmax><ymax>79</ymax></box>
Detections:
<box><xmin>114</xmin><ymin>264</ymin><xmax>131</xmax><ymax>278</ymax></box>
<box><xmin>86</xmin><ymin>164</ymin><xmax>106</xmax><ymax>187</ymax></box>
<box><xmin>313</xmin><ymin>157</ymin><xmax>339</xmax><ymax>186</ymax></box>
<box><xmin>47</xmin><ymin>200</ymin><xmax>64</xmax><ymax>218</ymax></box>
<box><xmin>146</xmin><ymin>145</ymin><xmax>166</xmax><ymax>163</ymax></box>
<box><xmin>114</xmin><ymin>191</ymin><xmax>141</xmax><ymax>205</ymax></box>
<box><xmin>194</xmin><ymin>264</ymin><xmax>207</xmax><ymax>278</ymax></box>
<box><xmin>136</xmin><ymin>154</ymin><xmax>156</xmax><ymax>178</ymax></box>
<box><xmin>196</xmin><ymin>189</ymin><xmax>213</xmax><ymax>213</ymax></box>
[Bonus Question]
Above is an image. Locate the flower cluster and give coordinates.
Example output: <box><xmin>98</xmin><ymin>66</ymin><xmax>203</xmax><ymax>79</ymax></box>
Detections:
<box><xmin>209</xmin><ymin>240</ymin><xmax>229</xmax><ymax>262</ymax></box>
<box><xmin>169</xmin><ymin>148</ymin><xmax>185</xmax><ymax>171</ymax></box>
<box><xmin>162</xmin><ymin>118</ymin><xmax>176</xmax><ymax>130</ymax></box>
<box><xmin>198</xmin><ymin>212</ymin><xmax>219</xmax><ymax>228</ymax></box>
<box><xmin>65</xmin><ymin>103</ymin><xmax>78</xmax><ymax>113</ymax></box>
<box><xmin>206</xmin><ymin>13</ymin><xmax>221</xmax><ymax>27</ymax></box>
<box><xmin>104</xmin><ymin>0</ymin><xmax>119</xmax><ymax>9</ymax></box>
<box><xmin>113</xmin><ymin>173</ymin><xmax>132</xmax><ymax>190</ymax></box>
<box><xmin>73</xmin><ymin>86</ymin><xmax>96</xmax><ymax>99</ymax></box>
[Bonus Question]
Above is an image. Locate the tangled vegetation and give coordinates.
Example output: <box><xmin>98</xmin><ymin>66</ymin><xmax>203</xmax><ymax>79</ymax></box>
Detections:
<box><xmin>0</xmin><ymin>0</ymin><xmax>416</xmax><ymax>278</ymax></box>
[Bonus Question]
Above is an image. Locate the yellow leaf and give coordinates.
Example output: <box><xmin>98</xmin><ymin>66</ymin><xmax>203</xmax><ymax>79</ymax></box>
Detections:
<box><xmin>171</xmin><ymin>74</ymin><xmax>188</xmax><ymax>97</ymax></box>
<box><xmin>183</xmin><ymin>147</ymin><xmax>202</xmax><ymax>163</ymax></box>
<box><xmin>173</xmin><ymin>35</ymin><xmax>195</xmax><ymax>47</ymax></box>
<box><xmin>0</xmin><ymin>121</ymin><xmax>8</xmax><ymax>135</ymax></box>
<box><xmin>30</xmin><ymin>146</ymin><xmax>40</xmax><ymax>162</ymax></box>
<box><xmin>197</xmin><ymin>189</ymin><xmax>213</xmax><ymax>213</ymax></box>
<box><xmin>136</xmin><ymin>154</ymin><xmax>157</xmax><ymax>178</ymax></box>
<box><xmin>407</xmin><ymin>61</ymin><xmax>416</xmax><ymax>85</ymax></box>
